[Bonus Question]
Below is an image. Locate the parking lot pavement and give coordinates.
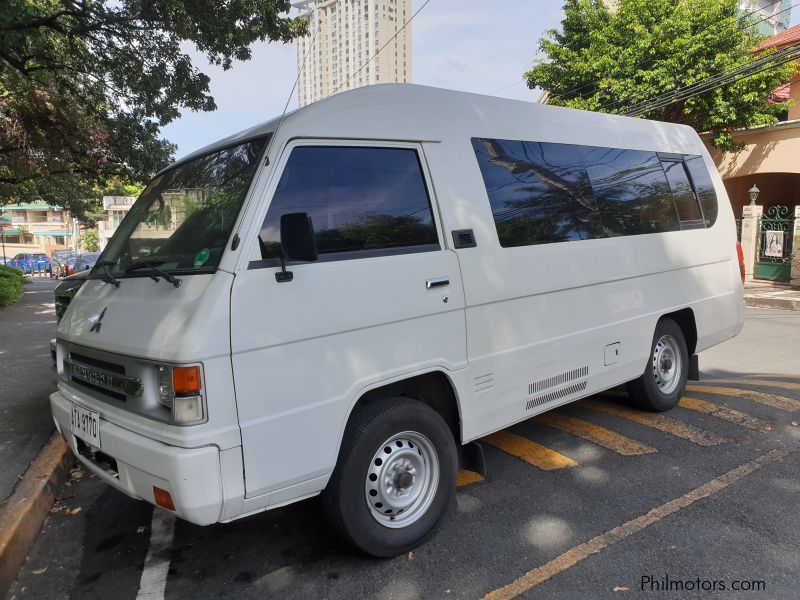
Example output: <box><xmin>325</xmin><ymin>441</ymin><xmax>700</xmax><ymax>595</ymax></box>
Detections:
<box><xmin>9</xmin><ymin>371</ymin><xmax>799</xmax><ymax>600</ymax></box>
<box><xmin>0</xmin><ymin>277</ymin><xmax>59</xmax><ymax>502</ymax></box>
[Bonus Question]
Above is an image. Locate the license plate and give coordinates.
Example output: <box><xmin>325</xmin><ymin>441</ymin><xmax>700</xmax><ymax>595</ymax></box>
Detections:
<box><xmin>70</xmin><ymin>403</ymin><xmax>101</xmax><ymax>448</ymax></box>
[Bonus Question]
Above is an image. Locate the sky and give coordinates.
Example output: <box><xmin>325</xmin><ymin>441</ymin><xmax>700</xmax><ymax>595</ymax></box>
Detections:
<box><xmin>161</xmin><ymin>0</ymin><xmax>800</xmax><ymax>159</ymax></box>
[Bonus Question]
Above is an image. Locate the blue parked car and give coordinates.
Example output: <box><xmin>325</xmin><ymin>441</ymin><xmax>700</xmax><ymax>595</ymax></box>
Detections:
<box><xmin>8</xmin><ymin>252</ymin><xmax>51</xmax><ymax>274</ymax></box>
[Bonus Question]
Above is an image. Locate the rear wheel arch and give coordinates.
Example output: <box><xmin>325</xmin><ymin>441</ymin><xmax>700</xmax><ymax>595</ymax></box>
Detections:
<box><xmin>662</xmin><ymin>307</ymin><xmax>697</xmax><ymax>355</ymax></box>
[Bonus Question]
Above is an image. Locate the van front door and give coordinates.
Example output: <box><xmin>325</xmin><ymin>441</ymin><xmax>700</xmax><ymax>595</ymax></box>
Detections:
<box><xmin>230</xmin><ymin>142</ymin><xmax>466</xmax><ymax>500</ymax></box>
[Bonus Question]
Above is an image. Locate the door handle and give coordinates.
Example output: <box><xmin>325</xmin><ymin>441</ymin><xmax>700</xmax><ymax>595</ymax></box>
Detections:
<box><xmin>426</xmin><ymin>277</ymin><xmax>449</xmax><ymax>289</ymax></box>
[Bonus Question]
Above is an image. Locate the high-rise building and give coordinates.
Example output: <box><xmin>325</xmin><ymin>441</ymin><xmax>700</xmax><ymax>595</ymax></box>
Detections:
<box><xmin>293</xmin><ymin>0</ymin><xmax>412</xmax><ymax>107</ymax></box>
<box><xmin>740</xmin><ymin>1</ymin><xmax>792</xmax><ymax>37</ymax></box>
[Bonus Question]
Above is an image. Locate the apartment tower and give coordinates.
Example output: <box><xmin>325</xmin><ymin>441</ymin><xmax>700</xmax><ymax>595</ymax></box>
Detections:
<box><xmin>293</xmin><ymin>0</ymin><xmax>412</xmax><ymax>107</ymax></box>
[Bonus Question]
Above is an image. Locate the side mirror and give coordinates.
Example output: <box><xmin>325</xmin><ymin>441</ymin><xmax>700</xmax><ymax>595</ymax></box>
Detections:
<box><xmin>276</xmin><ymin>212</ymin><xmax>317</xmax><ymax>282</ymax></box>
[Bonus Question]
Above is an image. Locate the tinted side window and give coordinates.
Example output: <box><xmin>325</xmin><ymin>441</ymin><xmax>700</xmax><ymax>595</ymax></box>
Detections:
<box><xmin>661</xmin><ymin>160</ymin><xmax>703</xmax><ymax>227</ymax></box>
<box><xmin>260</xmin><ymin>146</ymin><xmax>438</xmax><ymax>260</ymax></box>
<box><xmin>471</xmin><ymin>138</ymin><xmax>605</xmax><ymax>247</ymax></box>
<box><xmin>684</xmin><ymin>155</ymin><xmax>718</xmax><ymax>226</ymax></box>
<box><xmin>584</xmin><ymin>148</ymin><xmax>680</xmax><ymax>235</ymax></box>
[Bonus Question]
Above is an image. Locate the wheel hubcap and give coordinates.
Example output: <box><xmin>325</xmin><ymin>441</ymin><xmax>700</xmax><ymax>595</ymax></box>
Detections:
<box><xmin>652</xmin><ymin>334</ymin><xmax>681</xmax><ymax>394</ymax></box>
<box><xmin>364</xmin><ymin>431</ymin><xmax>439</xmax><ymax>528</ymax></box>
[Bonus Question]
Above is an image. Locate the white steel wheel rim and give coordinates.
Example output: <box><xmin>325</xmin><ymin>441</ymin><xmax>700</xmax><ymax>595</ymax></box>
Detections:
<box><xmin>364</xmin><ymin>431</ymin><xmax>439</xmax><ymax>529</ymax></box>
<box><xmin>652</xmin><ymin>334</ymin><xmax>681</xmax><ymax>395</ymax></box>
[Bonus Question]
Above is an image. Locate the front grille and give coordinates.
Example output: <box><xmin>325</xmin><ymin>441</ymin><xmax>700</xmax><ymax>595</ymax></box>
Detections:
<box><xmin>70</xmin><ymin>352</ymin><xmax>125</xmax><ymax>374</ymax></box>
<box><xmin>71</xmin><ymin>378</ymin><xmax>127</xmax><ymax>401</ymax></box>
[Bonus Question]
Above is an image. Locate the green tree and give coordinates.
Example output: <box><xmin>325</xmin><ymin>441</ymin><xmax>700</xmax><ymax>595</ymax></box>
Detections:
<box><xmin>79</xmin><ymin>228</ymin><xmax>99</xmax><ymax>251</ymax></box>
<box><xmin>525</xmin><ymin>0</ymin><xmax>797</xmax><ymax>150</ymax></box>
<box><xmin>0</xmin><ymin>1</ymin><xmax>306</xmax><ymax>211</ymax></box>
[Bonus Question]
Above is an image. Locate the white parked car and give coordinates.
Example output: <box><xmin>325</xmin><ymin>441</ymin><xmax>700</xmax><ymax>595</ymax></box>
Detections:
<box><xmin>51</xmin><ymin>84</ymin><xmax>744</xmax><ymax>556</ymax></box>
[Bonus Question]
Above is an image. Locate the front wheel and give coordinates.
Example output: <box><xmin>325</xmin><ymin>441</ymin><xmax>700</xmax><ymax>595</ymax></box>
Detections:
<box><xmin>626</xmin><ymin>318</ymin><xmax>688</xmax><ymax>412</ymax></box>
<box><xmin>322</xmin><ymin>397</ymin><xmax>457</xmax><ymax>557</ymax></box>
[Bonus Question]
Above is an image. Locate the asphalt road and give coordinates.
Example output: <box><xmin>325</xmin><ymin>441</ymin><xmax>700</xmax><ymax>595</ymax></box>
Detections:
<box><xmin>0</xmin><ymin>276</ymin><xmax>58</xmax><ymax>502</ymax></box>
<box><xmin>8</xmin><ymin>308</ymin><xmax>800</xmax><ymax>600</ymax></box>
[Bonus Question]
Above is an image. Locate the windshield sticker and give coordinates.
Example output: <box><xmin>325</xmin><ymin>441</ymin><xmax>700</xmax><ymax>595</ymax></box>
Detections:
<box><xmin>194</xmin><ymin>248</ymin><xmax>210</xmax><ymax>268</ymax></box>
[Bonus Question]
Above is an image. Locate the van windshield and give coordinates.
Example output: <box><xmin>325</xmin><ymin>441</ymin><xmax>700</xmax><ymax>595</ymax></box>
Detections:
<box><xmin>93</xmin><ymin>136</ymin><xmax>268</xmax><ymax>279</ymax></box>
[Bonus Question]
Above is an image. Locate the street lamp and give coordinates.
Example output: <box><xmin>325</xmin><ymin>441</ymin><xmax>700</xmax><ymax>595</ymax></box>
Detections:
<box><xmin>748</xmin><ymin>184</ymin><xmax>760</xmax><ymax>206</ymax></box>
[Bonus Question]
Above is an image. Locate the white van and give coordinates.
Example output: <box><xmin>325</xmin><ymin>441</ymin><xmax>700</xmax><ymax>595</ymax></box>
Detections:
<box><xmin>51</xmin><ymin>84</ymin><xmax>745</xmax><ymax>556</ymax></box>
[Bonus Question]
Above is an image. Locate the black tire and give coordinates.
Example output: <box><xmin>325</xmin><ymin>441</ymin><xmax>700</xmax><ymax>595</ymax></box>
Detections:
<box><xmin>322</xmin><ymin>397</ymin><xmax>457</xmax><ymax>557</ymax></box>
<box><xmin>626</xmin><ymin>318</ymin><xmax>688</xmax><ymax>412</ymax></box>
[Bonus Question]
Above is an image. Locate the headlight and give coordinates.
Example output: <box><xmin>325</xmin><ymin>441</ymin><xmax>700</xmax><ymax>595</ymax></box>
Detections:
<box><xmin>156</xmin><ymin>364</ymin><xmax>206</xmax><ymax>424</ymax></box>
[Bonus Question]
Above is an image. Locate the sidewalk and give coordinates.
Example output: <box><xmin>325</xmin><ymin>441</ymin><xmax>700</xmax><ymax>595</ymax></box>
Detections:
<box><xmin>0</xmin><ymin>277</ymin><xmax>60</xmax><ymax>503</ymax></box>
<box><xmin>744</xmin><ymin>280</ymin><xmax>800</xmax><ymax>311</ymax></box>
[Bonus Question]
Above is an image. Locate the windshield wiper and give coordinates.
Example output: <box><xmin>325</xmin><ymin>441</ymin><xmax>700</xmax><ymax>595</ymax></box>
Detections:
<box><xmin>94</xmin><ymin>260</ymin><xmax>121</xmax><ymax>288</ymax></box>
<box><xmin>125</xmin><ymin>260</ymin><xmax>182</xmax><ymax>288</ymax></box>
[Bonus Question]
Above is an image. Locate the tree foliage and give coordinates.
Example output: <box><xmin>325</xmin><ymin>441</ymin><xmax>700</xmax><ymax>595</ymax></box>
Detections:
<box><xmin>0</xmin><ymin>0</ymin><xmax>306</xmax><ymax>213</ymax></box>
<box><xmin>79</xmin><ymin>227</ymin><xmax>98</xmax><ymax>251</ymax></box>
<box><xmin>525</xmin><ymin>0</ymin><xmax>797</xmax><ymax>150</ymax></box>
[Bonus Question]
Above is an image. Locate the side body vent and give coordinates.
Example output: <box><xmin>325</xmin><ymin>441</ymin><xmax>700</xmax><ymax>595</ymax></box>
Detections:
<box><xmin>529</xmin><ymin>365</ymin><xmax>588</xmax><ymax>396</ymax></box>
<box><xmin>525</xmin><ymin>380</ymin><xmax>587</xmax><ymax>411</ymax></box>
<box><xmin>452</xmin><ymin>229</ymin><xmax>477</xmax><ymax>249</ymax></box>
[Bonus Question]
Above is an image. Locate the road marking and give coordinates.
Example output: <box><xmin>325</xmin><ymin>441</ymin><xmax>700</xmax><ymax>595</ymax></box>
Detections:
<box><xmin>456</xmin><ymin>470</ymin><xmax>484</xmax><ymax>486</ymax></box>
<box><xmin>483</xmin><ymin>431</ymin><xmax>577</xmax><ymax>471</ymax></box>
<box><xmin>679</xmin><ymin>397</ymin><xmax>771</xmax><ymax>432</ymax></box>
<box><xmin>483</xmin><ymin>447</ymin><xmax>795</xmax><ymax>600</ymax></box>
<box><xmin>686</xmin><ymin>385</ymin><xmax>800</xmax><ymax>413</ymax></box>
<box><xmin>534</xmin><ymin>413</ymin><xmax>658</xmax><ymax>456</ymax></box>
<box><xmin>746</xmin><ymin>373</ymin><xmax>800</xmax><ymax>380</ymax></box>
<box><xmin>136</xmin><ymin>509</ymin><xmax>175</xmax><ymax>600</ymax></box>
<box><xmin>707</xmin><ymin>378</ymin><xmax>800</xmax><ymax>392</ymax></box>
<box><xmin>582</xmin><ymin>400</ymin><xmax>728</xmax><ymax>446</ymax></box>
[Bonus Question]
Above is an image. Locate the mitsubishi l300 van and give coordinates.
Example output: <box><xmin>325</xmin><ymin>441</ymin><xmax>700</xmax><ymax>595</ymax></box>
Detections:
<box><xmin>51</xmin><ymin>84</ymin><xmax>745</xmax><ymax>556</ymax></box>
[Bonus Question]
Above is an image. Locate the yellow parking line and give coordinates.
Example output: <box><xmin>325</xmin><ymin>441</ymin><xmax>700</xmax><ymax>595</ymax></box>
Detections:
<box><xmin>679</xmin><ymin>397</ymin><xmax>771</xmax><ymax>432</ymax></box>
<box><xmin>686</xmin><ymin>385</ymin><xmax>800</xmax><ymax>413</ymax></box>
<box><xmin>483</xmin><ymin>431</ymin><xmax>578</xmax><ymax>471</ymax></box>
<box><xmin>456</xmin><ymin>470</ymin><xmax>484</xmax><ymax>487</ymax></box>
<box><xmin>535</xmin><ymin>413</ymin><xmax>658</xmax><ymax>456</ymax></box>
<box><xmin>582</xmin><ymin>400</ymin><xmax>728</xmax><ymax>446</ymax></box>
<box><xmin>707</xmin><ymin>378</ymin><xmax>800</xmax><ymax>392</ymax></box>
<box><xmin>482</xmin><ymin>448</ymin><xmax>795</xmax><ymax>600</ymax></box>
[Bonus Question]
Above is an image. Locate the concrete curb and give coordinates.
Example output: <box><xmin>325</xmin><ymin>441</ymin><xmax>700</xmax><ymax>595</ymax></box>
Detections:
<box><xmin>745</xmin><ymin>295</ymin><xmax>800</xmax><ymax>311</ymax></box>
<box><xmin>0</xmin><ymin>432</ymin><xmax>74</xmax><ymax>599</ymax></box>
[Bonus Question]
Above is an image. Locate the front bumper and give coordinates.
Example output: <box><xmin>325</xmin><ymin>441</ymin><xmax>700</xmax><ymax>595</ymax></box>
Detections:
<box><xmin>51</xmin><ymin>390</ymin><xmax>229</xmax><ymax>525</ymax></box>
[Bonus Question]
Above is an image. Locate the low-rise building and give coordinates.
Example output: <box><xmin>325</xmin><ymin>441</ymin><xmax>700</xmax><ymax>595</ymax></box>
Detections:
<box><xmin>0</xmin><ymin>202</ymin><xmax>72</xmax><ymax>257</ymax></box>
<box><xmin>97</xmin><ymin>195</ymin><xmax>136</xmax><ymax>250</ymax></box>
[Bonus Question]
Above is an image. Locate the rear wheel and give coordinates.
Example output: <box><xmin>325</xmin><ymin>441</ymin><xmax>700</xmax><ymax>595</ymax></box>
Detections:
<box><xmin>626</xmin><ymin>318</ymin><xmax>688</xmax><ymax>412</ymax></box>
<box><xmin>322</xmin><ymin>397</ymin><xmax>457</xmax><ymax>557</ymax></box>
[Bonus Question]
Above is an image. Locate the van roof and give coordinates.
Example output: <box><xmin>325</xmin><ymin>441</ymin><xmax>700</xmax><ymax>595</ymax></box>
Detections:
<box><xmin>169</xmin><ymin>83</ymin><xmax>705</xmax><ymax>170</ymax></box>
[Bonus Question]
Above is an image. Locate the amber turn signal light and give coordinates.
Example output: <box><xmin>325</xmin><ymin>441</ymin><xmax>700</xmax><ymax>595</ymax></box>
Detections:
<box><xmin>172</xmin><ymin>366</ymin><xmax>202</xmax><ymax>395</ymax></box>
<box><xmin>153</xmin><ymin>486</ymin><xmax>176</xmax><ymax>511</ymax></box>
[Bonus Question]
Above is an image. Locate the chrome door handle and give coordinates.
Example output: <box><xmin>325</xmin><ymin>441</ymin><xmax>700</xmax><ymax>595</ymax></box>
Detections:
<box><xmin>426</xmin><ymin>277</ymin><xmax>450</xmax><ymax>289</ymax></box>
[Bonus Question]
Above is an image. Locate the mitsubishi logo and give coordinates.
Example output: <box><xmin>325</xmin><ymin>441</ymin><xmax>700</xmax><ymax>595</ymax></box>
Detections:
<box><xmin>89</xmin><ymin>307</ymin><xmax>107</xmax><ymax>333</ymax></box>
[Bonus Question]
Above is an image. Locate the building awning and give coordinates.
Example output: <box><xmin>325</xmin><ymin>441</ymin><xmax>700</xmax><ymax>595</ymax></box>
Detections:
<box><xmin>1</xmin><ymin>203</ymin><xmax>63</xmax><ymax>211</ymax></box>
<box><xmin>34</xmin><ymin>231</ymin><xmax>72</xmax><ymax>237</ymax></box>
<box><xmin>0</xmin><ymin>228</ymin><xmax>21</xmax><ymax>236</ymax></box>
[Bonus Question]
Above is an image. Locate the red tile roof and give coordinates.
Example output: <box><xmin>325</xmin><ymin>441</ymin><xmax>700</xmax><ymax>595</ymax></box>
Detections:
<box><xmin>759</xmin><ymin>24</ymin><xmax>800</xmax><ymax>51</ymax></box>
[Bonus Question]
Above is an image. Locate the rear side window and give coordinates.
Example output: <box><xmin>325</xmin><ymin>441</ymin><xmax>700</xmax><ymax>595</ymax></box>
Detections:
<box><xmin>661</xmin><ymin>159</ymin><xmax>703</xmax><ymax>228</ymax></box>
<box><xmin>470</xmin><ymin>138</ymin><xmax>604</xmax><ymax>246</ymax></box>
<box><xmin>584</xmin><ymin>148</ymin><xmax>679</xmax><ymax>236</ymax></box>
<box><xmin>684</xmin><ymin>155</ymin><xmax>718</xmax><ymax>227</ymax></box>
<box><xmin>260</xmin><ymin>146</ymin><xmax>438</xmax><ymax>260</ymax></box>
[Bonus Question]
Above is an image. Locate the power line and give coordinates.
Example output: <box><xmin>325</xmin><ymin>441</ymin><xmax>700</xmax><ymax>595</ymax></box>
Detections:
<box><xmin>623</xmin><ymin>43</ymin><xmax>800</xmax><ymax>116</ymax></box>
<box><xmin>599</xmin><ymin>0</ymin><xmax>798</xmax><ymax>113</ymax></box>
<box><xmin>547</xmin><ymin>0</ymin><xmax>793</xmax><ymax>109</ymax></box>
<box><xmin>330</xmin><ymin>0</ymin><xmax>434</xmax><ymax>97</ymax></box>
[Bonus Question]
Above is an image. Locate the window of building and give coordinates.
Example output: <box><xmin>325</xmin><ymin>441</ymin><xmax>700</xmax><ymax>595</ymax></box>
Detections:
<box><xmin>259</xmin><ymin>146</ymin><xmax>439</xmax><ymax>262</ymax></box>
